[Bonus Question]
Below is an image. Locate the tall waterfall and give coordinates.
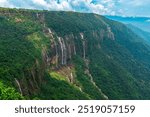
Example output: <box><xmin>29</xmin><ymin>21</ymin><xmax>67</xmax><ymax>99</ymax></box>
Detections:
<box><xmin>80</xmin><ymin>33</ymin><xmax>86</xmax><ymax>59</ymax></box>
<box><xmin>83</xmin><ymin>40</ymin><xmax>86</xmax><ymax>59</ymax></box>
<box><xmin>58</xmin><ymin>37</ymin><xmax>63</xmax><ymax>64</ymax></box>
<box><xmin>62</xmin><ymin>38</ymin><xmax>67</xmax><ymax>65</ymax></box>
<box><xmin>73</xmin><ymin>45</ymin><xmax>77</xmax><ymax>55</ymax></box>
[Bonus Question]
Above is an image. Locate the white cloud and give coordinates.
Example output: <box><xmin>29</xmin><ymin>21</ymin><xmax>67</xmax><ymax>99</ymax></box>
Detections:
<box><xmin>0</xmin><ymin>0</ymin><xmax>114</xmax><ymax>15</ymax></box>
<box><xmin>0</xmin><ymin>0</ymin><xmax>13</xmax><ymax>7</ymax></box>
<box><xmin>32</xmin><ymin>0</ymin><xmax>48</xmax><ymax>6</ymax></box>
<box><xmin>0</xmin><ymin>0</ymin><xmax>150</xmax><ymax>17</ymax></box>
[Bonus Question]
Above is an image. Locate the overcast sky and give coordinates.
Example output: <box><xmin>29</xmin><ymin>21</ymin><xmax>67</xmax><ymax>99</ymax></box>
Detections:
<box><xmin>0</xmin><ymin>0</ymin><xmax>150</xmax><ymax>17</ymax></box>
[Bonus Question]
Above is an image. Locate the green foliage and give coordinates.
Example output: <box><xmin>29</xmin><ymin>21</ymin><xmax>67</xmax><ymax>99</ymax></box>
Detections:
<box><xmin>45</xmin><ymin>11</ymin><xmax>107</xmax><ymax>36</ymax></box>
<box><xmin>73</xmin><ymin>56</ymin><xmax>106</xmax><ymax>99</ymax></box>
<box><xmin>50</xmin><ymin>72</ymin><xmax>67</xmax><ymax>81</ymax></box>
<box><xmin>0</xmin><ymin>82</ymin><xmax>23</xmax><ymax>100</ymax></box>
<box><xmin>36</xmin><ymin>73</ymin><xmax>89</xmax><ymax>100</ymax></box>
<box><xmin>0</xmin><ymin>9</ymin><xmax>47</xmax><ymax>99</ymax></box>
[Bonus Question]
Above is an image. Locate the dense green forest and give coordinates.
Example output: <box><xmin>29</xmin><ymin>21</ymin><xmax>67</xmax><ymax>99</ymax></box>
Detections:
<box><xmin>127</xmin><ymin>24</ymin><xmax>150</xmax><ymax>45</ymax></box>
<box><xmin>0</xmin><ymin>7</ymin><xmax>150</xmax><ymax>99</ymax></box>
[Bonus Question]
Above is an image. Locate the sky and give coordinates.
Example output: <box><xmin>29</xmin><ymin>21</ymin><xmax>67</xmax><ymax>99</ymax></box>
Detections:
<box><xmin>0</xmin><ymin>0</ymin><xmax>150</xmax><ymax>17</ymax></box>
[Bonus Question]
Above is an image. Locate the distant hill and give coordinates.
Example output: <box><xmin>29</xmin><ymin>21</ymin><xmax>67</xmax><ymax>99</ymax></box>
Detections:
<box><xmin>127</xmin><ymin>24</ymin><xmax>150</xmax><ymax>44</ymax></box>
<box><xmin>106</xmin><ymin>16</ymin><xmax>150</xmax><ymax>32</ymax></box>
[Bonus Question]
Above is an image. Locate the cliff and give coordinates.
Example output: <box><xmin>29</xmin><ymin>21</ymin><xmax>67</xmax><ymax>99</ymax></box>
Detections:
<box><xmin>1</xmin><ymin>8</ymin><xmax>150</xmax><ymax>99</ymax></box>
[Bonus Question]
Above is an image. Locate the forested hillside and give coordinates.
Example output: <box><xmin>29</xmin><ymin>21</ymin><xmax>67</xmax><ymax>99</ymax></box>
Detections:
<box><xmin>0</xmin><ymin>8</ymin><xmax>150</xmax><ymax>99</ymax></box>
<box><xmin>127</xmin><ymin>24</ymin><xmax>150</xmax><ymax>45</ymax></box>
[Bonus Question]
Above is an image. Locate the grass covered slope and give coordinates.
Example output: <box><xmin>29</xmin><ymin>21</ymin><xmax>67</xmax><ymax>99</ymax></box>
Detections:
<box><xmin>0</xmin><ymin>8</ymin><xmax>150</xmax><ymax>99</ymax></box>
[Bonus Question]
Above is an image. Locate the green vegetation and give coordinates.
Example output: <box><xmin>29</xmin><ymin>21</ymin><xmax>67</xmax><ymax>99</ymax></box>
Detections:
<box><xmin>0</xmin><ymin>82</ymin><xmax>23</xmax><ymax>100</ymax></box>
<box><xmin>73</xmin><ymin>56</ymin><xmax>106</xmax><ymax>99</ymax></box>
<box><xmin>36</xmin><ymin>73</ymin><xmax>89</xmax><ymax>100</ymax></box>
<box><xmin>44</xmin><ymin>11</ymin><xmax>107</xmax><ymax>36</ymax></box>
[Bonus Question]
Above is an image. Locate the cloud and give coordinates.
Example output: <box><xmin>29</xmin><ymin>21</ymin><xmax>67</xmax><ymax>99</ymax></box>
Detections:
<box><xmin>0</xmin><ymin>0</ymin><xmax>150</xmax><ymax>17</ymax></box>
<box><xmin>0</xmin><ymin>0</ymin><xmax>116</xmax><ymax>15</ymax></box>
<box><xmin>118</xmin><ymin>0</ymin><xmax>150</xmax><ymax>16</ymax></box>
<box><xmin>0</xmin><ymin>0</ymin><xmax>13</xmax><ymax>7</ymax></box>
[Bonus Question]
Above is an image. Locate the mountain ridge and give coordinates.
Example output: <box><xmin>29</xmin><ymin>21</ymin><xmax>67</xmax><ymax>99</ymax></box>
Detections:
<box><xmin>0</xmin><ymin>8</ymin><xmax>150</xmax><ymax>99</ymax></box>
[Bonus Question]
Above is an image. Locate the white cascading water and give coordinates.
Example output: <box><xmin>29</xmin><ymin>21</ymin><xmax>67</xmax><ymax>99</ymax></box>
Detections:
<box><xmin>58</xmin><ymin>37</ymin><xmax>64</xmax><ymax>64</ymax></box>
<box><xmin>71</xmin><ymin>34</ymin><xmax>77</xmax><ymax>55</ymax></box>
<box><xmin>58</xmin><ymin>37</ymin><xmax>67</xmax><ymax>65</ymax></box>
<box><xmin>68</xmin><ymin>44</ymin><xmax>72</xmax><ymax>59</ymax></box>
<box><xmin>83</xmin><ymin>41</ymin><xmax>86</xmax><ymax>59</ymax></box>
<box><xmin>80</xmin><ymin>33</ymin><xmax>84</xmax><ymax>39</ymax></box>
<box><xmin>36</xmin><ymin>13</ymin><xmax>39</xmax><ymax>19</ymax></box>
<box><xmin>15</xmin><ymin>78</ymin><xmax>23</xmax><ymax>95</ymax></box>
<box><xmin>80</xmin><ymin>33</ymin><xmax>86</xmax><ymax>59</ymax></box>
<box><xmin>65</xmin><ymin>36</ymin><xmax>71</xmax><ymax>59</ymax></box>
<box><xmin>73</xmin><ymin>45</ymin><xmax>77</xmax><ymax>55</ymax></box>
<box><xmin>70</xmin><ymin>72</ymin><xmax>73</xmax><ymax>83</ymax></box>
<box><xmin>62</xmin><ymin>38</ymin><xmax>67</xmax><ymax>65</ymax></box>
<box><xmin>48</xmin><ymin>28</ymin><xmax>52</xmax><ymax>34</ymax></box>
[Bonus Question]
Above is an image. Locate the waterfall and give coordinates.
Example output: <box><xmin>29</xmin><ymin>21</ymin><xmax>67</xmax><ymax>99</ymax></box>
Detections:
<box><xmin>15</xmin><ymin>78</ymin><xmax>23</xmax><ymax>95</ymax></box>
<box><xmin>70</xmin><ymin>34</ymin><xmax>76</xmax><ymax>55</ymax></box>
<box><xmin>58</xmin><ymin>37</ymin><xmax>67</xmax><ymax>65</ymax></box>
<box><xmin>83</xmin><ymin>41</ymin><xmax>86</xmax><ymax>59</ymax></box>
<box><xmin>48</xmin><ymin>28</ymin><xmax>54</xmax><ymax>39</ymax></box>
<box><xmin>80</xmin><ymin>33</ymin><xmax>84</xmax><ymax>39</ymax></box>
<box><xmin>58</xmin><ymin>37</ymin><xmax>64</xmax><ymax>64</ymax></box>
<box><xmin>68</xmin><ymin>44</ymin><xmax>72</xmax><ymax>59</ymax></box>
<box><xmin>80</xmin><ymin>33</ymin><xmax>86</xmax><ymax>59</ymax></box>
<box><xmin>62</xmin><ymin>38</ymin><xmax>67</xmax><ymax>65</ymax></box>
<box><xmin>48</xmin><ymin>28</ymin><xmax>52</xmax><ymax>34</ymax></box>
<box><xmin>73</xmin><ymin>45</ymin><xmax>76</xmax><ymax>55</ymax></box>
<box><xmin>36</xmin><ymin>13</ymin><xmax>39</xmax><ymax>19</ymax></box>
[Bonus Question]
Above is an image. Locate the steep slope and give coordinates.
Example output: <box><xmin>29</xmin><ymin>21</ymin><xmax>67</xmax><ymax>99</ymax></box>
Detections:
<box><xmin>126</xmin><ymin>24</ymin><xmax>150</xmax><ymax>44</ymax></box>
<box><xmin>1</xmin><ymin>8</ymin><xmax>150</xmax><ymax>99</ymax></box>
<box><xmin>106</xmin><ymin>15</ymin><xmax>150</xmax><ymax>45</ymax></box>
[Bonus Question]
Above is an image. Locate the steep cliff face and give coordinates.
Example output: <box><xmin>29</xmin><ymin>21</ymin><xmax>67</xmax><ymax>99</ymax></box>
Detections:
<box><xmin>1</xmin><ymin>8</ymin><xmax>150</xmax><ymax>99</ymax></box>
